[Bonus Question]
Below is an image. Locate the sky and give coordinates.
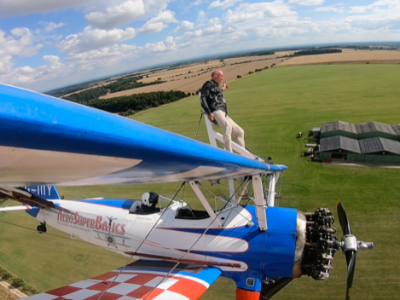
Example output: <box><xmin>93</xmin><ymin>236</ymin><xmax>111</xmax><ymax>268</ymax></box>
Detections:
<box><xmin>0</xmin><ymin>0</ymin><xmax>399</xmax><ymax>92</ymax></box>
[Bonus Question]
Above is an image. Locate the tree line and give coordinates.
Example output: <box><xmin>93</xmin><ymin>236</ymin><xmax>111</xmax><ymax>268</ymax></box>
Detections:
<box><xmin>292</xmin><ymin>49</ymin><xmax>342</xmax><ymax>56</ymax></box>
<box><xmin>63</xmin><ymin>76</ymin><xmax>165</xmax><ymax>104</ymax></box>
<box><xmin>89</xmin><ymin>90</ymin><xmax>190</xmax><ymax>114</ymax></box>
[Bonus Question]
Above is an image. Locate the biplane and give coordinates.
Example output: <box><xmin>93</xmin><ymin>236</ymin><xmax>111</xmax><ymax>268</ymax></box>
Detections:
<box><xmin>0</xmin><ymin>83</ymin><xmax>373</xmax><ymax>300</ymax></box>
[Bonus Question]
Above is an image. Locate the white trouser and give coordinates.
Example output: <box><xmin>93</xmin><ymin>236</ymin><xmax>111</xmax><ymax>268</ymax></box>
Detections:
<box><xmin>213</xmin><ymin>110</ymin><xmax>245</xmax><ymax>152</ymax></box>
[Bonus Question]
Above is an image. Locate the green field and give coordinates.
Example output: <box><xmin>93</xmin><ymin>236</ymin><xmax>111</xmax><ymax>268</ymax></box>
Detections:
<box><xmin>1</xmin><ymin>64</ymin><xmax>400</xmax><ymax>299</ymax></box>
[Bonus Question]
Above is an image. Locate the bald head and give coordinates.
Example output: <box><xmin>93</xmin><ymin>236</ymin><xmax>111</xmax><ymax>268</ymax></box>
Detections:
<box><xmin>212</xmin><ymin>69</ymin><xmax>224</xmax><ymax>84</ymax></box>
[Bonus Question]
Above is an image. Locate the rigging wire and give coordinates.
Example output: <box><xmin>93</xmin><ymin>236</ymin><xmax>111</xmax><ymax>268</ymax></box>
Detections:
<box><xmin>197</xmin><ymin>179</ymin><xmax>253</xmax><ymax>227</ymax></box>
<box><xmin>96</xmin><ymin>254</ymin><xmax>135</xmax><ymax>300</ymax></box>
<box><xmin>97</xmin><ymin>182</ymin><xmax>188</xmax><ymax>299</ymax></box>
<box><xmin>193</xmin><ymin>112</ymin><xmax>203</xmax><ymax>140</ymax></box>
<box><xmin>134</xmin><ymin>181</ymin><xmax>186</xmax><ymax>255</ymax></box>
<box><xmin>142</xmin><ymin>180</ymin><xmax>246</xmax><ymax>300</ymax></box>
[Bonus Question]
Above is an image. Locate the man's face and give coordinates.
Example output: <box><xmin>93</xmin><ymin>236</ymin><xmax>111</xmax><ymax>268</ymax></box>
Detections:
<box><xmin>213</xmin><ymin>71</ymin><xmax>224</xmax><ymax>84</ymax></box>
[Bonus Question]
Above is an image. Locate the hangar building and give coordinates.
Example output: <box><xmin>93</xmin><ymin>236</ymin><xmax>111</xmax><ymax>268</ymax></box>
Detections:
<box><xmin>316</xmin><ymin>121</ymin><xmax>400</xmax><ymax>164</ymax></box>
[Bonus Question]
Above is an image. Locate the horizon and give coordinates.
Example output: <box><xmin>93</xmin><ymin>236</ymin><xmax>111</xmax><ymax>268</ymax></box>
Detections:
<box><xmin>44</xmin><ymin>40</ymin><xmax>400</xmax><ymax>94</ymax></box>
<box><xmin>1</xmin><ymin>0</ymin><xmax>399</xmax><ymax>92</ymax></box>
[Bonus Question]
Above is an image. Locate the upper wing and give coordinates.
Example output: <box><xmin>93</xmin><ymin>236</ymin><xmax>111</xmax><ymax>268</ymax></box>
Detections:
<box><xmin>24</xmin><ymin>260</ymin><xmax>221</xmax><ymax>300</ymax></box>
<box><xmin>0</xmin><ymin>84</ymin><xmax>286</xmax><ymax>186</ymax></box>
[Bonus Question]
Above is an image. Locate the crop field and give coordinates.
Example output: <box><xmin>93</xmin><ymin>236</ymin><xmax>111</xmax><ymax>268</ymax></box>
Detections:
<box><xmin>1</xmin><ymin>64</ymin><xmax>400</xmax><ymax>299</ymax></box>
<box><xmin>100</xmin><ymin>53</ymin><xmax>287</xmax><ymax>98</ymax></box>
<box><xmin>278</xmin><ymin>49</ymin><xmax>400</xmax><ymax>66</ymax></box>
<box><xmin>138</xmin><ymin>60</ymin><xmax>224</xmax><ymax>83</ymax></box>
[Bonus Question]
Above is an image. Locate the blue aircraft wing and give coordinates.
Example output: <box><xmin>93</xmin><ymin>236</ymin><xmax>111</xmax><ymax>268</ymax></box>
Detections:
<box><xmin>0</xmin><ymin>84</ymin><xmax>287</xmax><ymax>186</ymax></box>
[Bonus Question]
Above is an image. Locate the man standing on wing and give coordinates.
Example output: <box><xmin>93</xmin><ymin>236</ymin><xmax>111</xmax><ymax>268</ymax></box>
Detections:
<box><xmin>200</xmin><ymin>70</ymin><xmax>245</xmax><ymax>153</ymax></box>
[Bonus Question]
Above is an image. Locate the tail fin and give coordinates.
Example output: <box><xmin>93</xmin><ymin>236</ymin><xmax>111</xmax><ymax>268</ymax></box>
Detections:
<box><xmin>24</xmin><ymin>185</ymin><xmax>61</xmax><ymax>200</ymax></box>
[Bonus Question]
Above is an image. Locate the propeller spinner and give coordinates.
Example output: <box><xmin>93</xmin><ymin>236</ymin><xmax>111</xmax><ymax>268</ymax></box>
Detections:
<box><xmin>336</xmin><ymin>201</ymin><xmax>373</xmax><ymax>300</ymax></box>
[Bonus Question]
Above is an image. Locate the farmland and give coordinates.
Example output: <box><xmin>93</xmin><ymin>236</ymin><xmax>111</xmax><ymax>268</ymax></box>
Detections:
<box><xmin>99</xmin><ymin>48</ymin><xmax>400</xmax><ymax>100</ymax></box>
<box><xmin>1</xmin><ymin>63</ymin><xmax>400</xmax><ymax>299</ymax></box>
<box><xmin>100</xmin><ymin>52</ymin><xmax>286</xmax><ymax>98</ymax></box>
<box><xmin>278</xmin><ymin>48</ymin><xmax>400</xmax><ymax>66</ymax></box>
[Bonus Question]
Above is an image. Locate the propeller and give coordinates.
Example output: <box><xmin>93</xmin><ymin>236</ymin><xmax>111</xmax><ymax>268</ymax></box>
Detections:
<box><xmin>336</xmin><ymin>201</ymin><xmax>373</xmax><ymax>300</ymax></box>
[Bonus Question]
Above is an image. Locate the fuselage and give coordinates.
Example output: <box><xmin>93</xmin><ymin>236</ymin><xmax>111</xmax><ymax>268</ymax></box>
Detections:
<box><xmin>27</xmin><ymin>198</ymin><xmax>298</xmax><ymax>285</ymax></box>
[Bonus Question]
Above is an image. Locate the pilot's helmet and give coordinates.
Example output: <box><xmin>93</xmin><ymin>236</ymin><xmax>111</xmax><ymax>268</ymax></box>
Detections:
<box><xmin>142</xmin><ymin>192</ymin><xmax>159</xmax><ymax>207</ymax></box>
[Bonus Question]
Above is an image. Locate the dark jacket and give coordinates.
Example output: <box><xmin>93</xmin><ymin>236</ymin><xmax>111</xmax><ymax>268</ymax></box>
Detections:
<box><xmin>200</xmin><ymin>80</ymin><xmax>227</xmax><ymax>115</ymax></box>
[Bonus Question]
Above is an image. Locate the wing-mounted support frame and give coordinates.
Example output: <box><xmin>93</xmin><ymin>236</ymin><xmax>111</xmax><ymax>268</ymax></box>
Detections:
<box><xmin>202</xmin><ymin>111</ymin><xmax>282</xmax><ymax>231</ymax></box>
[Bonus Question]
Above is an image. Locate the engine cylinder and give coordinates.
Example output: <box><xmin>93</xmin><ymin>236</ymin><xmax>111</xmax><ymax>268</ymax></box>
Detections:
<box><xmin>293</xmin><ymin>208</ymin><xmax>340</xmax><ymax>280</ymax></box>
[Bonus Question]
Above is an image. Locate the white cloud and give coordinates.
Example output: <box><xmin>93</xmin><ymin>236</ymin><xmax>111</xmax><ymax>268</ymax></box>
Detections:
<box><xmin>208</xmin><ymin>17</ymin><xmax>220</xmax><ymax>25</ymax></box>
<box><xmin>0</xmin><ymin>0</ymin><xmax>94</xmax><ymax>16</ymax></box>
<box><xmin>203</xmin><ymin>24</ymin><xmax>222</xmax><ymax>35</ymax></box>
<box><xmin>349</xmin><ymin>0</ymin><xmax>400</xmax><ymax>14</ymax></box>
<box><xmin>0</xmin><ymin>28</ymin><xmax>43</xmax><ymax>64</ymax></box>
<box><xmin>141</xmin><ymin>0</ymin><xmax>172</xmax><ymax>14</ymax></box>
<box><xmin>147</xmin><ymin>9</ymin><xmax>177</xmax><ymax>23</ymax></box>
<box><xmin>349</xmin><ymin>6</ymin><xmax>369</xmax><ymax>14</ymax></box>
<box><xmin>209</xmin><ymin>0</ymin><xmax>242</xmax><ymax>9</ymax></box>
<box><xmin>85</xmin><ymin>0</ymin><xmax>173</xmax><ymax>29</ymax></box>
<box><xmin>0</xmin><ymin>42</ymin><xmax>142</xmax><ymax>88</ymax></box>
<box><xmin>174</xmin><ymin>21</ymin><xmax>195</xmax><ymax>32</ymax></box>
<box><xmin>179</xmin><ymin>40</ymin><xmax>192</xmax><ymax>48</ymax></box>
<box><xmin>190</xmin><ymin>0</ymin><xmax>202</xmax><ymax>6</ymax></box>
<box><xmin>42</xmin><ymin>22</ymin><xmax>65</xmax><ymax>32</ymax></box>
<box><xmin>288</xmin><ymin>0</ymin><xmax>324</xmax><ymax>6</ymax></box>
<box><xmin>194</xmin><ymin>29</ymin><xmax>204</xmax><ymax>37</ymax></box>
<box><xmin>189</xmin><ymin>29</ymin><xmax>203</xmax><ymax>38</ymax></box>
<box><xmin>0</xmin><ymin>55</ymin><xmax>13</xmax><ymax>75</ymax></box>
<box><xmin>67</xmin><ymin>44</ymin><xmax>137</xmax><ymax>61</ymax></box>
<box><xmin>197</xmin><ymin>10</ymin><xmax>207</xmax><ymax>23</ymax></box>
<box><xmin>145</xmin><ymin>36</ymin><xmax>176</xmax><ymax>52</ymax></box>
<box><xmin>138</xmin><ymin>10</ymin><xmax>177</xmax><ymax>34</ymax></box>
<box><xmin>0</xmin><ymin>55</ymin><xmax>70</xmax><ymax>85</ymax></box>
<box><xmin>315</xmin><ymin>5</ymin><xmax>344</xmax><ymax>13</ymax></box>
<box><xmin>138</xmin><ymin>22</ymin><xmax>167</xmax><ymax>34</ymax></box>
<box><xmin>223</xmin><ymin>26</ymin><xmax>235</xmax><ymax>34</ymax></box>
<box><xmin>85</xmin><ymin>0</ymin><xmax>145</xmax><ymax>29</ymax></box>
<box><xmin>341</xmin><ymin>12</ymin><xmax>400</xmax><ymax>32</ymax></box>
<box><xmin>66</xmin><ymin>44</ymin><xmax>139</xmax><ymax>71</ymax></box>
<box><xmin>225</xmin><ymin>1</ymin><xmax>297</xmax><ymax>24</ymax></box>
<box><xmin>58</xmin><ymin>26</ymin><xmax>136</xmax><ymax>54</ymax></box>
<box><xmin>183</xmin><ymin>24</ymin><xmax>223</xmax><ymax>40</ymax></box>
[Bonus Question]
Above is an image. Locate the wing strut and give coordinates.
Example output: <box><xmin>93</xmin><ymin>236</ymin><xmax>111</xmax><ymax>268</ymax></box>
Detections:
<box><xmin>266</xmin><ymin>172</ymin><xmax>276</xmax><ymax>207</ymax></box>
<box><xmin>252</xmin><ymin>175</ymin><xmax>267</xmax><ymax>231</ymax></box>
<box><xmin>189</xmin><ymin>181</ymin><xmax>222</xmax><ymax>228</ymax></box>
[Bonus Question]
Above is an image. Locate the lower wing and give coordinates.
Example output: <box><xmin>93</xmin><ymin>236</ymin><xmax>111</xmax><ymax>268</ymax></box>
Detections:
<box><xmin>25</xmin><ymin>260</ymin><xmax>221</xmax><ymax>300</ymax></box>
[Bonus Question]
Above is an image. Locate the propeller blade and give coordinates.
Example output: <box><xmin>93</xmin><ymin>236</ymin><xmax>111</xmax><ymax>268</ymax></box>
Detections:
<box><xmin>345</xmin><ymin>250</ymin><xmax>356</xmax><ymax>300</ymax></box>
<box><xmin>337</xmin><ymin>200</ymin><xmax>352</xmax><ymax>236</ymax></box>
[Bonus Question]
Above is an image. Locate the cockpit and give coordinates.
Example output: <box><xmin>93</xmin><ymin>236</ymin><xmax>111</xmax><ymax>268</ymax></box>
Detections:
<box><xmin>175</xmin><ymin>202</ymin><xmax>210</xmax><ymax>219</ymax></box>
<box><xmin>129</xmin><ymin>192</ymin><xmax>160</xmax><ymax>215</ymax></box>
<box><xmin>128</xmin><ymin>192</ymin><xmax>210</xmax><ymax>219</ymax></box>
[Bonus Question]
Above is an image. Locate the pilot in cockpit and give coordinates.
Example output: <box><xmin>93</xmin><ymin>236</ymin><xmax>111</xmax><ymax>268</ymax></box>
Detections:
<box><xmin>139</xmin><ymin>192</ymin><xmax>160</xmax><ymax>213</ymax></box>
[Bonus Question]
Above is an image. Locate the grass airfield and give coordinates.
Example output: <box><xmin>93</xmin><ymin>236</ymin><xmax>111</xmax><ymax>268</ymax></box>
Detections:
<box><xmin>1</xmin><ymin>64</ymin><xmax>400</xmax><ymax>299</ymax></box>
